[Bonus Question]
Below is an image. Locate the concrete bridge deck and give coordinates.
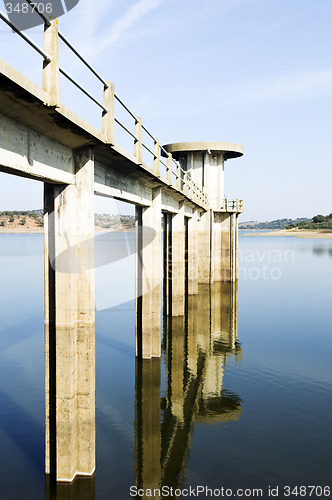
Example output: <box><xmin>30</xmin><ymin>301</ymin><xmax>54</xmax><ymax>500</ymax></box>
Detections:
<box><xmin>0</xmin><ymin>58</ymin><xmax>208</xmax><ymax>215</ymax></box>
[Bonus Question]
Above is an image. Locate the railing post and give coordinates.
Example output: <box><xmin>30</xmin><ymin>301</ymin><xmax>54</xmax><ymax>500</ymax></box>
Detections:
<box><xmin>102</xmin><ymin>81</ymin><xmax>115</xmax><ymax>145</ymax></box>
<box><xmin>43</xmin><ymin>20</ymin><xmax>60</xmax><ymax>106</ymax></box>
<box><xmin>176</xmin><ymin>164</ymin><xmax>181</xmax><ymax>191</ymax></box>
<box><xmin>134</xmin><ymin>117</ymin><xmax>143</xmax><ymax>165</ymax></box>
<box><xmin>184</xmin><ymin>172</ymin><xmax>188</xmax><ymax>196</ymax></box>
<box><xmin>153</xmin><ymin>139</ymin><xmax>160</xmax><ymax>177</ymax></box>
<box><xmin>167</xmin><ymin>153</ymin><xmax>173</xmax><ymax>184</ymax></box>
<box><xmin>225</xmin><ymin>198</ymin><xmax>228</xmax><ymax>211</ymax></box>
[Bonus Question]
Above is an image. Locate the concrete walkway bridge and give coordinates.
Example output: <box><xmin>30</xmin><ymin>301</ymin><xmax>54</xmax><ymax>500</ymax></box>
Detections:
<box><xmin>0</xmin><ymin>4</ymin><xmax>244</xmax><ymax>483</ymax></box>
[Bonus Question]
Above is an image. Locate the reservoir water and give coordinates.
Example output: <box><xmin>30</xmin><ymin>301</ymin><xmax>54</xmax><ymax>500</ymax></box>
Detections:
<box><xmin>0</xmin><ymin>232</ymin><xmax>331</xmax><ymax>499</ymax></box>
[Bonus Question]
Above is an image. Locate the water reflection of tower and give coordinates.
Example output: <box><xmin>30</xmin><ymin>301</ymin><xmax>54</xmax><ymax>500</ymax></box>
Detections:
<box><xmin>135</xmin><ymin>282</ymin><xmax>242</xmax><ymax>495</ymax></box>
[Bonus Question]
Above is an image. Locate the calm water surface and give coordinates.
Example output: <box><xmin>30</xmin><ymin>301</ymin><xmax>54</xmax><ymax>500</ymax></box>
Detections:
<box><xmin>0</xmin><ymin>232</ymin><xmax>331</xmax><ymax>499</ymax></box>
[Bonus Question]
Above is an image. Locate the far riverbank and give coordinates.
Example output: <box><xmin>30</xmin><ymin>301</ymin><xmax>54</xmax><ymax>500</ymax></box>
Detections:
<box><xmin>243</xmin><ymin>229</ymin><xmax>332</xmax><ymax>239</ymax></box>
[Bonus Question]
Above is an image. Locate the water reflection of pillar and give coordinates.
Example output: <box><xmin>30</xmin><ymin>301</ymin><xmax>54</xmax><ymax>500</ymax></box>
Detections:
<box><xmin>199</xmin><ymin>281</ymin><xmax>242</xmax><ymax>422</ymax></box>
<box><xmin>187</xmin><ymin>293</ymin><xmax>199</xmax><ymax>376</ymax></box>
<box><xmin>136</xmin><ymin>282</ymin><xmax>242</xmax><ymax>492</ymax></box>
<box><xmin>135</xmin><ymin>187</ymin><xmax>162</xmax><ymax>359</ymax></box>
<box><xmin>167</xmin><ymin>315</ymin><xmax>185</xmax><ymax>422</ymax></box>
<box><xmin>44</xmin><ymin>147</ymin><xmax>95</xmax><ymax>482</ymax></box>
<box><xmin>135</xmin><ymin>359</ymin><xmax>162</xmax><ymax>498</ymax></box>
<box><xmin>45</xmin><ymin>475</ymin><xmax>95</xmax><ymax>500</ymax></box>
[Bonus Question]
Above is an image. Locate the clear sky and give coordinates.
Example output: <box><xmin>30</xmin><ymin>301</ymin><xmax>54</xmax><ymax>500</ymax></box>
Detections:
<box><xmin>1</xmin><ymin>0</ymin><xmax>332</xmax><ymax>221</ymax></box>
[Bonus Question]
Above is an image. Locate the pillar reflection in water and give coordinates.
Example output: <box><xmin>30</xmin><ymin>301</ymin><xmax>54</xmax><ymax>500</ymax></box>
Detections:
<box><xmin>45</xmin><ymin>475</ymin><xmax>95</xmax><ymax>500</ymax></box>
<box><xmin>134</xmin><ymin>282</ymin><xmax>242</xmax><ymax>492</ymax></box>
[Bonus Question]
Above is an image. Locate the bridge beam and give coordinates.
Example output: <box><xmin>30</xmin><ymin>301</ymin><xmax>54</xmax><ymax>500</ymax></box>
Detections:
<box><xmin>44</xmin><ymin>147</ymin><xmax>95</xmax><ymax>482</ymax></box>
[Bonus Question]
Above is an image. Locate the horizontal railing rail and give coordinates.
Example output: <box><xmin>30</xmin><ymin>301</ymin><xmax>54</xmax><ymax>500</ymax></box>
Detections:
<box><xmin>0</xmin><ymin>9</ymin><xmax>51</xmax><ymax>61</ymax></box>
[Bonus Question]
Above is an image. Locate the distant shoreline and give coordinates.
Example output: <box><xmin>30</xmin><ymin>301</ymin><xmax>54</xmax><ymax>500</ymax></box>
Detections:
<box><xmin>0</xmin><ymin>226</ymin><xmax>135</xmax><ymax>234</ymax></box>
<box><xmin>243</xmin><ymin>229</ymin><xmax>332</xmax><ymax>239</ymax></box>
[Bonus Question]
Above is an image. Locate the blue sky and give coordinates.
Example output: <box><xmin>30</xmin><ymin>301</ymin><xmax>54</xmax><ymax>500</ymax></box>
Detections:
<box><xmin>1</xmin><ymin>0</ymin><xmax>332</xmax><ymax>220</ymax></box>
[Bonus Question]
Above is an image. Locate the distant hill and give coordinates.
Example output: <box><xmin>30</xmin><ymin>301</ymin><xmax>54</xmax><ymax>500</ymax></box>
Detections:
<box><xmin>285</xmin><ymin>213</ymin><xmax>332</xmax><ymax>230</ymax></box>
<box><xmin>239</xmin><ymin>218</ymin><xmax>311</xmax><ymax>230</ymax></box>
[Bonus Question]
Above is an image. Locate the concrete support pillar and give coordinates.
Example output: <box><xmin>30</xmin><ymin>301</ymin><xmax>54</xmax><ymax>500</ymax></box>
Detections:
<box><xmin>136</xmin><ymin>188</ymin><xmax>162</xmax><ymax>359</ymax></box>
<box><xmin>135</xmin><ymin>359</ymin><xmax>161</xmax><ymax>497</ymax></box>
<box><xmin>171</xmin><ymin>203</ymin><xmax>185</xmax><ymax>316</ymax></box>
<box><xmin>232</xmin><ymin>213</ymin><xmax>239</xmax><ymax>282</ymax></box>
<box><xmin>44</xmin><ymin>147</ymin><xmax>95</xmax><ymax>482</ymax></box>
<box><xmin>197</xmin><ymin>210</ymin><xmax>211</xmax><ymax>284</ymax></box>
<box><xmin>212</xmin><ymin>212</ymin><xmax>239</xmax><ymax>283</ymax></box>
<box><xmin>187</xmin><ymin>210</ymin><xmax>198</xmax><ymax>295</ymax></box>
<box><xmin>162</xmin><ymin>212</ymin><xmax>172</xmax><ymax>317</ymax></box>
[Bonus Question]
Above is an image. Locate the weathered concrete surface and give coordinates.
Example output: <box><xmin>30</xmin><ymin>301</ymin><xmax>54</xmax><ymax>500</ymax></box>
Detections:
<box><xmin>44</xmin><ymin>147</ymin><xmax>95</xmax><ymax>482</ymax></box>
<box><xmin>136</xmin><ymin>187</ymin><xmax>162</xmax><ymax>358</ymax></box>
<box><xmin>162</xmin><ymin>142</ymin><xmax>243</xmax><ymax>284</ymax></box>
<box><xmin>43</xmin><ymin>20</ymin><xmax>60</xmax><ymax>106</ymax></box>
<box><xmin>171</xmin><ymin>203</ymin><xmax>186</xmax><ymax>316</ymax></box>
<box><xmin>213</xmin><ymin>212</ymin><xmax>232</xmax><ymax>282</ymax></box>
<box><xmin>163</xmin><ymin>142</ymin><xmax>243</xmax><ymax>160</ymax></box>
<box><xmin>0</xmin><ymin>113</ymin><xmax>75</xmax><ymax>184</ymax></box>
<box><xmin>187</xmin><ymin>209</ymin><xmax>198</xmax><ymax>294</ymax></box>
<box><xmin>197</xmin><ymin>210</ymin><xmax>211</xmax><ymax>284</ymax></box>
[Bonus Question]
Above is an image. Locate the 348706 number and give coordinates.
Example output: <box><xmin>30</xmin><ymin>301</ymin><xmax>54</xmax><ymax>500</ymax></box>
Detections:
<box><xmin>284</xmin><ymin>486</ymin><xmax>331</xmax><ymax>497</ymax></box>
<box><xmin>5</xmin><ymin>3</ymin><xmax>53</xmax><ymax>14</ymax></box>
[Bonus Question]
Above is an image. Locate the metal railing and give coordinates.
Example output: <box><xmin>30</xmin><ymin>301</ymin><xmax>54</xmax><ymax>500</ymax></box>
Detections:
<box><xmin>222</xmin><ymin>199</ymin><xmax>244</xmax><ymax>213</ymax></box>
<box><xmin>0</xmin><ymin>2</ymin><xmax>210</xmax><ymax>209</ymax></box>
